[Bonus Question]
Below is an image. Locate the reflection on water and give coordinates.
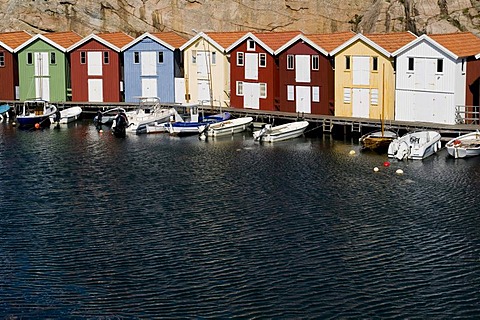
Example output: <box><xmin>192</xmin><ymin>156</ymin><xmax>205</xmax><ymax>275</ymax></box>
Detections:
<box><xmin>1</xmin><ymin>121</ymin><xmax>480</xmax><ymax>318</ymax></box>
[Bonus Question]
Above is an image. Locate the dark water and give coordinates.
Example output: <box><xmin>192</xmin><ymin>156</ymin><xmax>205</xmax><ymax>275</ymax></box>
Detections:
<box><xmin>1</xmin><ymin>121</ymin><xmax>480</xmax><ymax>319</ymax></box>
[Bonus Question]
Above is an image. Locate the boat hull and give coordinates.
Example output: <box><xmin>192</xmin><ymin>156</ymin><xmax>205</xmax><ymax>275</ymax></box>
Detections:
<box><xmin>253</xmin><ymin>121</ymin><xmax>309</xmax><ymax>143</ymax></box>
<box><xmin>200</xmin><ymin>117</ymin><xmax>253</xmax><ymax>138</ymax></box>
<box><xmin>17</xmin><ymin>115</ymin><xmax>52</xmax><ymax>127</ymax></box>
<box><xmin>359</xmin><ymin>130</ymin><xmax>397</xmax><ymax>152</ymax></box>
<box><xmin>446</xmin><ymin>131</ymin><xmax>480</xmax><ymax>158</ymax></box>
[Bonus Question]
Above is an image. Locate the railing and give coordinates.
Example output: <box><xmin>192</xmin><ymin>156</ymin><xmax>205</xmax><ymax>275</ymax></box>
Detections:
<box><xmin>455</xmin><ymin>105</ymin><xmax>480</xmax><ymax>124</ymax></box>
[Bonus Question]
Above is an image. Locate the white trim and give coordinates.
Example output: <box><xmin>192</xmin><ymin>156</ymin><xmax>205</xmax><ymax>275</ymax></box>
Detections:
<box><xmin>226</xmin><ymin>32</ymin><xmax>274</xmax><ymax>55</ymax></box>
<box><xmin>179</xmin><ymin>32</ymin><xmax>225</xmax><ymax>52</ymax></box>
<box><xmin>15</xmin><ymin>33</ymin><xmax>73</xmax><ymax>53</ymax></box>
<box><xmin>275</xmin><ymin>34</ymin><xmax>328</xmax><ymax>56</ymax></box>
<box><xmin>67</xmin><ymin>33</ymin><xmax>122</xmax><ymax>53</ymax></box>
<box><xmin>393</xmin><ymin>34</ymin><xmax>458</xmax><ymax>60</ymax></box>
<box><xmin>330</xmin><ymin>33</ymin><xmax>391</xmax><ymax>57</ymax></box>
<box><xmin>121</xmin><ymin>32</ymin><xmax>176</xmax><ymax>52</ymax></box>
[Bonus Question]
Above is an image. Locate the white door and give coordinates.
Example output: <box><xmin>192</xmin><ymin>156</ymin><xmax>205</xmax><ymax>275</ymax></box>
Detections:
<box><xmin>244</xmin><ymin>82</ymin><xmax>260</xmax><ymax>109</ymax></box>
<box><xmin>175</xmin><ymin>77</ymin><xmax>186</xmax><ymax>104</ymax></box>
<box><xmin>352</xmin><ymin>88</ymin><xmax>370</xmax><ymax>118</ymax></box>
<box><xmin>295</xmin><ymin>55</ymin><xmax>311</xmax><ymax>83</ymax></box>
<box><xmin>34</xmin><ymin>52</ymin><xmax>49</xmax><ymax>100</ymax></box>
<box><xmin>197</xmin><ymin>51</ymin><xmax>210</xmax><ymax>79</ymax></box>
<box><xmin>414</xmin><ymin>58</ymin><xmax>435</xmax><ymax>90</ymax></box>
<box><xmin>141</xmin><ymin>51</ymin><xmax>157</xmax><ymax>76</ymax></box>
<box><xmin>87</xmin><ymin>52</ymin><xmax>102</xmax><ymax>76</ymax></box>
<box><xmin>353</xmin><ymin>56</ymin><xmax>370</xmax><ymax>85</ymax></box>
<box><xmin>142</xmin><ymin>78</ymin><xmax>157</xmax><ymax>98</ymax></box>
<box><xmin>88</xmin><ymin>79</ymin><xmax>103</xmax><ymax>102</ymax></box>
<box><xmin>245</xmin><ymin>53</ymin><xmax>258</xmax><ymax>80</ymax></box>
<box><xmin>198</xmin><ymin>80</ymin><xmax>211</xmax><ymax>103</ymax></box>
<box><xmin>296</xmin><ymin>86</ymin><xmax>311</xmax><ymax>113</ymax></box>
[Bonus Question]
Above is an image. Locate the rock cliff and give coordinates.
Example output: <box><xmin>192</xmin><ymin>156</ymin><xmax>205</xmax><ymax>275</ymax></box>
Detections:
<box><xmin>1</xmin><ymin>0</ymin><xmax>479</xmax><ymax>37</ymax></box>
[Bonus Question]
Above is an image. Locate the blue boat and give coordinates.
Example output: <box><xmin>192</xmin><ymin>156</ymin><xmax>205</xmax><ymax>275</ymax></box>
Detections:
<box><xmin>16</xmin><ymin>100</ymin><xmax>58</xmax><ymax>128</ymax></box>
<box><xmin>168</xmin><ymin>104</ymin><xmax>230</xmax><ymax>136</ymax></box>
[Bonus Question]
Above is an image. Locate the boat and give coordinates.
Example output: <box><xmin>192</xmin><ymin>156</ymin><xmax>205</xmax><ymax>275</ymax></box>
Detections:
<box><xmin>167</xmin><ymin>104</ymin><xmax>230</xmax><ymax>136</ymax></box>
<box><xmin>388</xmin><ymin>131</ymin><xmax>442</xmax><ymax>160</ymax></box>
<box><xmin>360</xmin><ymin>130</ymin><xmax>398</xmax><ymax>152</ymax></box>
<box><xmin>125</xmin><ymin>97</ymin><xmax>182</xmax><ymax>134</ymax></box>
<box><xmin>253</xmin><ymin>121</ymin><xmax>309</xmax><ymax>143</ymax></box>
<box><xmin>445</xmin><ymin>130</ymin><xmax>480</xmax><ymax>158</ymax></box>
<box><xmin>0</xmin><ymin>104</ymin><xmax>10</xmax><ymax>121</ymax></box>
<box><xmin>50</xmin><ymin>106</ymin><xmax>82</xmax><ymax>124</ymax></box>
<box><xmin>93</xmin><ymin>107</ymin><xmax>126</xmax><ymax>126</ymax></box>
<box><xmin>198</xmin><ymin>116</ymin><xmax>253</xmax><ymax>139</ymax></box>
<box><xmin>16</xmin><ymin>100</ymin><xmax>57</xmax><ymax>128</ymax></box>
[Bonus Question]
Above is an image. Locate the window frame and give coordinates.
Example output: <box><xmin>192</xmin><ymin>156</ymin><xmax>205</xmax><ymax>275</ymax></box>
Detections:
<box><xmin>259</xmin><ymin>53</ymin><xmax>266</xmax><ymax>67</ymax></box>
<box><xmin>260</xmin><ymin>83</ymin><xmax>267</xmax><ymax>98</ymax></box>
<box><xmin>80</xmin><ymin>51</ymin><xmax>86</xmax><ymax>64</ymax></box>
<box><xmin>103</xmin><ymin>51</ymin><xmax>109</xmax><ymax>64</ymax></box>
<box><xmin>247</xmin><ymin>39</ymin><xmax>256</xmax><ymax>51</ymax></box>
<box><xmin>312</xmin><ymin>55</ymin><xmax>319</xmax><ymax>71</ymax></box>
<box><xmin>236</xmin><ymin>81</ymin><xmax>243</xmax><ymax>96</ymax></box>
<box><xmin>287</xmin><ymin>54</ymin><xmax>294</xmax><ymax>70</ymax></box>
<box><xmin>50</xmin><ymin>52</ymin><xmax>56</xmax><ymax>65</ymax></box>
<box><xmin>0</xmin><ymin>52</ymin><xmax>5</xmax><ymax>67</ymax></box>
<box><xmin>133</xmin><ymin>51</ymin><xmax>140</xmax><ymax>64</ymax></box>
<box><xmin>237</xmin><ymin>52</ymin><xmax>244</xmax><ymax>66</ymax></box>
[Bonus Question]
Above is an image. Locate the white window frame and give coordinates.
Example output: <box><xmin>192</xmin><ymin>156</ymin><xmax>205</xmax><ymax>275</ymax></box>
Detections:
<box><xmin>287</xmin><ymin>55</ymin><xmax>294</xmax><ymax>70</ymax></box>
<box><xmin>236</xmin><ymin>81</ymin><xmax>243</xmax><ymax>96</ymax></box>
<box><xmin>312</xmin><ymin>55</ymin><xmax>319</xmax><ymax>71</ymax></box>
<box><xmin>247</xmin><ymin>39</ymin><xmax>255</xmax><ymax>51</ymax></box>
<box><xmin>212</xmin><ymin>51</ymin><xmax>216</xmax><ymax>65</ymax></box>
<box><xmin>237</xmin><ymin>52</ymin><xmax>244</xmax><ymax>66</ymax></box>
<box><xmin>259</xmin><ymin>53</ymin><xmax>266</xmax><ymax>67</ymax></box>
<box><xmin>133</xmin><ymin>52</ymin><xmax>140</xmax><ymax>64</ymax></box>
<box><xmin>312</xmin><ymin>86</ymin><xmax>320</xmax><ymax>102</ymax></box>
<box><xmin>260</xmin><ymin>83</ymin><xmax>267</xmax><ymax>98</ymax></box>
<box><xmin>287</xmin><ymin>85</ymin><xmax>294</xmax><ymax>101</ymax></box>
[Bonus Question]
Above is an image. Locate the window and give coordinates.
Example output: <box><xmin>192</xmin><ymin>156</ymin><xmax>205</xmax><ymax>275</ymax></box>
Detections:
<box><xmin>0</xmin><ymin>52</ymin><xmax>4</xmax><ymax>67</ymax></box>
<box><xmin>312</xmin><ymin>55</ymin><xmax>319</xmax><ymax>70</ymax></box>
<box><xmin>247</xmin><ymin>39</ymin><xmax>255</xmax><ymax>51</ymax></box>
<box><xmin>287</xmin><ymin>85</ymin><xmax>294</xmax><ymax>101</ymax></box>
<box><xmin>437</xmin><ymin>58</ymin><xmax>443</xmax><ymax>73</ymax></box>
<box><xmin>27</xmin><ymin>52</ymin><xmax>33</xmax><ymax>65</ymax></box>
<box><xmin>192</xmin><ymin>50</ymin><xmax>197</xmax><ymax>64</ymax></box>
<box><xmin>236</xmin><ymin>81</ymin><xmax>243</xmax><ymax>96</ymax></box>
<box><xmin>343</xmin><ymin>88</ymin><xmax>351</xmax><ymax>103</ymax></box>
<box><xmin>237</xmin><ymin>52</ymin><xmax>244</xmax><ymax>66</ymax></box>
<box><xmin>259</xmin><ymin>53</ymin><xmax>266</xmax><ymax>67</ymax></box>
<box><xmin>50</xmin><ymin>52</ymin><xmax>56</xmax><ymax>64</ymax></box>
<box><xmin>103</xmin><ymin>52</ymin><xmax>109</xmax><ymax>64</ymax></box>
<box><xmin>312</xmin><ymin>87</ymin><xmax>320</xmax><ymax>102</ymax></box>
<box><xmin>260</xmin><ymin>83</ymin><xmax>267</xmax><ymax>98</ymax></box>
<box><xmin>345</xmin><ymin>56</ymin><xmax>351</xmax><ymax>70</ymax></box>
<box><xmin>372</xmin><ymin>56</ymin><xmax>378</xmax><ymax>71</ymax></box>
<box><xmin>212</xmin><ymin>52</ymin><xmax>216</xmax><ymax>65</ymax></box>
<box><xmin>80</xmin><ymin>51</ymin><xmax>86</xmax><ymax>64</ymax></box>
<box><xmin>287</xmin><ymin>55</ymin><xmax>294</xmax><ymax>70</ymax></box>
<box><xmin>134</xmin><ymin>52</ymin><xmax>140</xmax><ymax>64</ymax></box>
<box><xmin>158</xmin><ymin>51</ymin><xmax>164</xmax><ymax>64</ymax></box>
<box><xmin>371</xmin><ymin>89</ymin><xmax>378</xmax><ymax>105</ymax></box>
<box><xmin>408</xmin><ymin>57</ymin><xmax>414</xmax><ymax>71</ymax></box>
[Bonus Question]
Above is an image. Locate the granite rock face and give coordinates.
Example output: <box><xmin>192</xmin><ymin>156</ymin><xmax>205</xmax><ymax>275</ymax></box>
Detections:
<box><xmin>0</xmin><ymin>0</ymin><xmax>478</xmax><ymax>37</ymax></box>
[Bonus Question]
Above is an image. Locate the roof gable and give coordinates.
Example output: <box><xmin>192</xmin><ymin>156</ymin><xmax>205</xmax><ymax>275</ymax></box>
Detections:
<box><xmin>274</xmin><ymin>34</ymin><xmax>329</xmax><ymax>56</ymax></box>
<box><xmin>392</xmin><ymin>34</ymin><xmax>457</xmax><ymax>59</ymax></box>
<box><xmin>15</xmin><ymin>31</ymin><xmax>82</xmax><ymax>52</ymax></box>
<box><xmin>330</xmin><ymin>32</ymin><xmax>416</xmax><ymax>57</ymax></box>
<box><xmin>180</xmin><ymin>31</ymin><xmax>247</xmax><ymax>52</ymax></box>
<box><xmin>226</xmin><ymin>31</ymin><xmax>301</xmax><ymax>54</ymax></box>
<box><xmin>0</xmin><ymin>31</ymin><xmax>32</xmax><ymax>52</ymax></box>
<box><xmin>308</xmin><ymin>31</ymin><xmax>355</xmax><ymax>53</ymax></box>
<box><xmin>68</xmin><ymin>32</ymin><xmax>133</xmax><ymax>52</ymax></box>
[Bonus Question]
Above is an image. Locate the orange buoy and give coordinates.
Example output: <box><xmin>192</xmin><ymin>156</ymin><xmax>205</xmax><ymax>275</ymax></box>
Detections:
<box><xmin>383</xmin><ymin>161</ymin><xmax>391</xmax><ymax>167</ymax></box>
<box><xmin>34</xmin><ymin>123</ymin><xmax>40</xmax><ymax>129</ymax></box>
<box><xmin>453</xmin><ymin>139</ymin><xmax>461</xmax><ymax>146</ymax></box>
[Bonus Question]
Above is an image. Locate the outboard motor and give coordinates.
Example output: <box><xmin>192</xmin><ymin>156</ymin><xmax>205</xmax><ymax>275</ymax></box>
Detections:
<box><xmin>198</xmin><ymin>123</ymin><xmax>210</xmax><ymax>140</ymax></box>
<box><xmin>112</xmin><ymin>112</ymin><xmax>128</xmax><ymax>138</ymax></box>
<box><xmin>395</xmin><ymin>141</ymin><xmax>410</xmax><ymax>161</ymax></box>
<box><xmin>254</xmin><ymin>124</ymin><xmax>271</xmax><ymax>141</ymax></box>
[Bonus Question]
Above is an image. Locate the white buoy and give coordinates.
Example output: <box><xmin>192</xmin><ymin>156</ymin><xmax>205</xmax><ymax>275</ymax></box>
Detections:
<box><xmin>396</xmin><ymin>169</ymin><xmax>404</xmax><ymax>175</ymax></box>
<box><xmin>373</xmin><ymin>167</ymin><xmax>379</xmax><ymax>172</ymax></box>
<box><xmin>349</xmin><ymin>150</ymin><xmax>356</xmax><ymax>155</ymax></box>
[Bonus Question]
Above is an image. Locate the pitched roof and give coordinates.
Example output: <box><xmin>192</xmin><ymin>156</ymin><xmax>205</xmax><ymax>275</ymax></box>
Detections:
<box><xmin>308</xmin><ymin>31</ymin><xmax>355</xmax><ymax>52</ymax></box>
<box><xmin>429</xmin><ymin>32</ymin><xmax>480</xmax><ymax>58</ymax></box>
<box><xmin>364</xmin><ymin>32</ymin><xmax>417</xmax><ymax>53</ymax></box>
<box><xmin>0</xmin><ymin>31</ymin><xmax>32</xmax><ymax>51</ymax></box>
<box><xmin>150</xmin><ymin>32</ymin><xmax>187</xmax><ymax>49</ymax></box>
<box><xmin>206</xmin><ymin>32</ymin><xmax>249</xmax><ymax>49</ymax></box>
<box><xmin>253</xmin><ymin>31</ymin><xmax>303</xmax><ymax>51</ymax></box>
<box><xmin>96</xmin><ymin>32</ymin><xmax>134</xmax><ymax>49</ymax></box>
<box><xmin>43</xmin><ymin>31</ymin><xmax>82</xmax><ymax>49</ymax></box>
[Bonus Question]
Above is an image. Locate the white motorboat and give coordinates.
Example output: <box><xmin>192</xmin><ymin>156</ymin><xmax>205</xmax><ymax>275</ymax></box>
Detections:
<box><xmin>445</xmin><ymin>130</ymin><xmax>480</xmax><ymax>158</ymax></box>
<box><xmin>388</xmin><ymin>131</ymin><xmax>442</xmax><ymax>160</ymax></box>
<box><xmin>253</xmin><ymin>121</ymin><xmax>309</xmax><ymax>143</ymax></box>
<box><xmin>198</xmin><ymin>116</ymin><xmax>253</xmax><ymax>139</ymax></box>
<box><xmin>125</xmin><ymin>97</ymin><xmax>182</xmax><ymax>134</ymax></box>
<box><xmin>51</xmin><ymin>106</ymin><xmax>82</xmax><ymax>124</ymax></box>
<box><xmin>167</xmin><ymin>103</ymin><xmax>230</xmax><ymax>136</ymax></box>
